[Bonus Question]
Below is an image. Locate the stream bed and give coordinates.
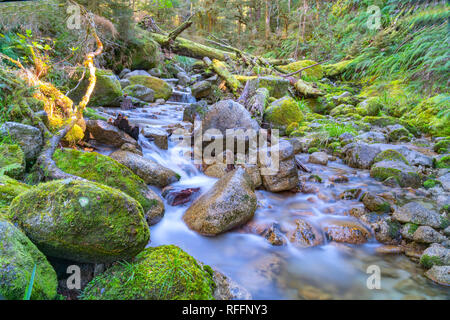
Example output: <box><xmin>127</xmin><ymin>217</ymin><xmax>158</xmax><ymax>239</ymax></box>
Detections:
<box><xmin>98</xmin><ymin>97</ymin><xmax>450</xmax><ymax>300</ymax></box>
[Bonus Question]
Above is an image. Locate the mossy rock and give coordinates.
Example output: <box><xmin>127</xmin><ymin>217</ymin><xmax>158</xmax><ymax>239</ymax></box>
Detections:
<box><xmin>423</xmin><ymin>179</ymin><xmax>440</xmax><ymax>189</ymax></box>
<box><xmin>53</xmin><ymin>149</ymin><xmax>163</xmax><ymax>218</ymax></box>
<box><xmin>248</xmin><ymin>76</ymin><xmax>290</xmax><ymax>99</ymax></box>
<box><xmin>69</xmin><ymin>68</ymin><xmax>123</xmax><ymax>107</ymax></box>
<box><xmin>279</xmin><ymin>60</ymin><xmax>324</xmax><ymax>79</ymax></box>
<box><xmin>434</xmin><ymin>139</ymin><xmax>450</xmax><ymax>154</ymax></box>
<box><xmin>362</xmin><ymin>116</ymin><xmax>399</xmax><ymax>127</ymax></box>
<box><xmin>80</xmin><ymin>245</ymin><xmax>216</xmax><ymax>300</ymax></box>
<box><xmin>370</xmin><ymin>160</ymin><xmax>421</xmax><ymax>188</ymax></box>
<box><xmin>0</xmin><ymin>144</ymin><xmax>25</xmax><ymax>179</ymax></box>
<box><xmin>0</xmin><ymin>217</ymin><xmax>58</xmax><ymax>300</ymax></box>
<box><xmin>373</xmin><ymin>150</ymin><xmax>409</xmax><ymax>165</ymax></box>
<box><xmin>323</xmin><ymin>60</ymin><xmax>353</xmax><ymax>78</ymax></box>
<box><xmin>127</xmin><ymin>75</ymin><xmax>173</xmax><ymax>100</ymax></box>
<box><xmin>9</xmin><ymin>179</ymin><xmax>150</xmax><ymax>263</ymax></box>
<box><xmin>129</xmin><ymin>32</ymin><xmax>163</xmax><ymax>70</ymax></box>
<box><xmin>0</xmin><ymin>174</ymin><xmax>31</xmax><ymax>212</ymax></box>
<box><xmin>264</xmin><ymin>96</ymin><xmax>304</xmax><ymax>132</ymax></box>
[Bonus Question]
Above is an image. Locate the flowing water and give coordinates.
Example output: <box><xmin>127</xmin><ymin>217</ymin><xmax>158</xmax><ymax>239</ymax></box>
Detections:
<box><xmin>99</xmin><ymin>93</ymin><xmax>450</xmax><ymax>300</ymax></box>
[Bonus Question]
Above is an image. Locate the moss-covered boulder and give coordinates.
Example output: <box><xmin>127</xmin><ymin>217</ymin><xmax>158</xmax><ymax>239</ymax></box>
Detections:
<box><xmin>0</xmin><ymin>144</ymin><xmax>25</xmax><ymax>179</ymax></box>
<box><xmin>0</xmin><ymin>174</ymin><xmax>30</xmax><ymax>212</ymax></box>
<box><xmin>373</xmin><ymin>149</ymin><xmax>409</xmax><ymax>165</ymax></box>
<box><xmin>53</xmin><ymin>149</ymin><xmax>164</xmax><ymax>223</ymax></box>
<box><xmin>9</xmin><ymin>179</ymin><xmax>150</xmax><ymax>263</ymax></box>
<box><xmin>279</xmin><ymin>60</ymin><xmax>324</xmax><ymax>79</ymax></box>
<box><xmin>123</xmin><ymin>84</ymin><xmax>155</xmax><ymax>103</ymax></box>
<box><xmin>127</xmin><ymin>75</ymin><xmax>172</xmax><ymax>100</ymax></box>
<box><xmin>0</xmin><ymin>122</ymin><xmax>43</xmax><ymax>163</ymax></box>
<box><xmin>183</xmin><ymin>168</ymin><xmax>257</xmax><ymax>236</ymax></box>
<box><xmin>433</xmin><ymin>139</ymin><xmax>450</xmax><ymax>154</ymax></box>
<box><xmin>370</xmin><ymin>160</ymin><xmax>421</xmax><ymax>188</ymax></box>
<box><xmin>247</xmin><ymin>76</ymin><xmax>290</xmax><ymax>99</ymax></box>
<box><xmin>80</xmin><ymin>245</ymin><xmax>216</xmax><ymax>300</ymax></box>
<box><xmin>129</xmin><ymin>31</ymin><xmax>163</xmax><ymax>70</ymax></box>
<box><xmin>323</xmin><ymin>60</ymin><xmax>353</xmax><ymax>78</ymax></box>
<box><xmin>0</xmin><ymin>217</ymin><xmax>58</xmax><ymax>300</ymax></box>
<box><xmin>264</xmin><ymin>96</ymin><xmax>304</xmax><ymax>132</ymax></box>
<box><xmin>294</xmin><ymin>79</ymin><xmax>324</xmax><ymax>97</ymax></box>
<box><xmin>69</xmin><ymin>68</ymin><xmax>123</xmax><ymax>107</ymax></box>
<box><xmin>434</xmin><ymin>155</ymin><xmax>450</xmax><ymax>169</ymax></box>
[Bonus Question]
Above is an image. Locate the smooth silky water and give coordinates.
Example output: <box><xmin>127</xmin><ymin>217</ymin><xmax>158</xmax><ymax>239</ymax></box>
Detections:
<box><xmin>100</xmin><ymin>97</ymin><xmax>450</xmax><ymax>300</ymax></box>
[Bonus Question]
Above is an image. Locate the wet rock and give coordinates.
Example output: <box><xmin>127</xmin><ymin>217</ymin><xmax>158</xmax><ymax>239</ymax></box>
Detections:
<box><xmin>361</xmin><ymin>192</ymin><xmax>391</xmax><ymax>213</ymax></box>
<box><xmin>329</xmin><ymin>175</ymin><xmax>349</xmax><ymax>183</ymax></box>
<box><xmin>142</xmin><ymin>126</ymin><xmax>169</xmax><ymax>150</ymax></box>
<box><xmin>373</xmin><ymin>149</ymin><xmax>409</xmax><ymax>165</ymax></box>
<box><xmin>127</xmin><ymin>75</ymin><xmax>173</xmax><ymax>100</ymax></box>
<box><xmin>321</xmin><ymin>219</ymin><xmax>371</xmax><ymax>244</ymax></box>
<box><xmin>0</xmin><ymin>122</ymin><xmax>43</xmax><ymax>163</ymax></box>
<box><xmin>183</xmin><ymin>101</ymin><xmax>208</xmax><ymax>123</ymax></box>
<box><xmin>370</xmin><ymin>160</ymin><xmax>421</xmax><ymax>188</ymax></box>
<box><xmin>177</xmin><ymin>72</ymin><xmax>190</xmax><ymax>87</ymax></box>
<box><xmin>420</xmin><ymin>243</ymin><xmax>450</xmax><ymax>268</ymax></box>
<box><xmin>413</xmin><ymin>226</ymin><xmax>446</xmax><ymax>244</ymax></box>
<box><xmin>86</xmin><ymin>120</ymin><xmax>138</xmax><ymax>147</ymax></box>
<box><xmin>288</xmin><ymin>219</ymin><xmax>324</xmax><ymax>248</ymax></box>
<box><xmin>191</xmin><ymin>80</ymin><xmax>212</xmax><ymax>99</ymax></box>
<box><xmin>247</xmin><ymin>76</ymin><xmax>290</xmax><ymax>99</ymax></box>
<box><xmin>393</xmin><ymin>202</ymin><xmax>442</xmax><ymax>228</ymax></box>
<box><xmin>264</xmin><ymin>223</ymin><xmax>286</xmax><ymax>246</ymax></box>
<box><xmin>212</xmin><ymin>269</ymin><xmax>252</xmax><ymax>300</ymax></box>
<box><xmin>259</xmin><ymin>140</ymin><xmax>299</xmax><ymax>192</ymax></box>
<box><xmin>0</xmin><ymin>217</ymin><xmax>58</xmax><ymax>300</ymax></box>
<box><xmin>339</xmin><ymin>188</ymin><xmax>362</xmax><ymax>200</ymax></box>
<box><xmin>424</xmin><ymin>266</ymin><xmax>450</xmax><ymax>286</ymax></box>
<box><xmin>120</xmin><ymin>142</ymin><xmax>143</xmax><ymax>156</ymax></box>
<box><xmin>342</xmin><ymin>142</ymin><xmax>381</xmax><ymax>169</ymax></box>
<box><xmin>162</xmin><ymin>186</ymin><xmax>200</xmax><ymax>206</ymax></box>
<box><xmin>183</xmin><ymin>168</ymin><xmax>257</xmax><ymax>236</ymax></box>
<box><xmin>308</xmin><ymin>152</ymin><xmax>328</xmax><ymax>166</ymax></box>
<box><xmin>10</xmin><ymin>179</ymin><xmax>150</xmax><ymax>263</ymax></box>
<box><xmin>375</xmin><ymin>245</ymin><xmax>404</xmax><ymax>254</ymax></box>
<box><xmin>123</xmin><ymin>84</ymin><xmax>155</xmax><ymax>103</ymax></box>
<box><xmin>109</xmin><ymin>150</ymin><xmax>179</xmax><ymax>188</ymax></box>
<box><xmin>371</xmin><ymin>218</ymin><xmax>402</xmax><ymax>244</ymax></box>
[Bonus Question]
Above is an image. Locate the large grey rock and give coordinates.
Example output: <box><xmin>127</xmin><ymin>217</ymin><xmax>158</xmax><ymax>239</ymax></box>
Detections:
<box><xmin>142</xmin><ymin>127</ymin><xmax>168</xmax><ymax>150</ymax></box>
<box><xmin>393</xmin><ymin>202</ymin><xmax>443</xmax><ymax>228</ymax></box>
<box><xmin>259</xmin><ymin>140</ymin><xmax>299</xmax><ymax>192</ymax></box>
<box><xmin>123</xmin><ymin>70</ymin><xmax>151</xmax><ymax>79</ymax></box>
<box><xmin>356</xmin><ymin>131</ymin><xmax>387</xmax><ymax>144</ymax></box>
<box><xmin>387</xmin><ymin>124</ymin><xmax>410</xmax><ymax>142</ymax></box>
<box><xmin>191</xmin><ymin>81</ymin><xmax>212</xmax><ymax>99</ymax></box>
<box><xmin>420</xmin><ymin>243</ymin><xmax>450</xmax><ymax>268</ymax></box>
<box><xmin>200</xmin><ymin>100</ymin><xmax>259</xmax><ymax>134</ymax></box>
<box><xmin>247</xmin><ymin>76</ymin><xmax>290</xmax><ymax>99</ymax></box>
<box><xmin>437</xmin><ymin>172</ymin><xmax>450</xmax><ymax>192</ymax></box>
<box><xmin>177</xmin><ymin>72</ymin><xmax>190</xmax><ymax>87</ymax></box>
<box><xmin>0</xmin><ymin>122</ymin><xmax>43</xmax><ymax>162</ymax></box>
<box><xmin>86</xmin><ymin>120</ymin><xmax>137</xmax><ymax>147</ymax></box>
<box><xmin>183</xmin><ymin>168</ymin><xmax>257</xmax><ymax>236</ymax></box>
<box><xmin>109</xmin><ymin>150</ymin><xmax>179</xmax><ymax>188</ymax></box>
<box><xmin>309</xmin><ymin>152</ymin><xmax>328</xmax><ymax>166</ymax></box>
<box><xmin>413</xmin><ymin>226</ymin><xmax>446</xmax><ymax>244</ymax></box>
<box><xmin>425</xmin><ymin>266</ymin><xmax>450</xmax><ymax>286</ymax></box>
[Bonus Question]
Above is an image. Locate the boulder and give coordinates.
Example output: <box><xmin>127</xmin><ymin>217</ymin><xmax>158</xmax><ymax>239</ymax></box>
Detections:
<box><xmin>127</xmin><ymin>75</ymin><xmax>173</xmax><ymax>100</ymax></box>
<box><xmin>387</xmin><ymin>124</ymin><xmax>410</xmax><ymax>142</ymax></box>
<box><xmin>123</xmin><ymin>84</ymin><xmax>155</xmax><ymax>103</ymax></box>
<box><xmin>288</xmin><ymin>219</ymin><xmax>324</xmax><ymax>248</ymax></box>
<box><xmin>53</xmin><ymin>149</ymin><xmax>164</xmax><ymax>224</ymax></box>
<box><xmin>0</xmin><ymin>217</ymin><xmax>58</xmax><ymax>300</ymax></box>
<box><xmin>80</xmin><ymin>245</ymin><xmax>216</xmax><ymax>300</ymax></box>
<box><xmin>86</xmin><ymin>120</ymin><xmax>138</xmax><ymax>147</ymax></box>
<box><xmin>123</xmin><ymin>70</ymin><xmax>152</xmax><ymax>78</ymax></box>
<box><xmin>69</xmin><ymin>68</ymin><xmax>123</xmax><ymax>107</ymax></box>
<box><xmin>0</xmin><ymin>144</ymin><xmax>25</xmax><ymax>179</ymax></box>
<box><xmin>191</xmin><ymin>81</ymin><xmax>212</xmax><ymax>99</ymax></box>
<box><xmin>413</xmin><ymin>226</ymin><xmax>446</xmax><ymax>244</ymax></box>
<box><xmin>109</xmin><ymin>150</ymin><xmax>179</xmax><ymax>188</ymax></box>
<box><xmin>264</xmin><ymin>96</ymin><xmax>303</xmax><ymax>132</ymax></box>
<box><xmin>370</xmin><ymin>160</ymin><xmax>421</xmax><ymax>188</ymax></box>
<box><xmin>201</xmin><ymin>99</ymin><xmax>259</xmax><ymax>134</ymax></box>
<box><xmin>356</xmin><ymin>131</ymin><xmax>387</xmax><ymax>144</ymax></box>
<box><xmin>420</xmin><ymin>243</ymin><xmax>450</xmax><ymax>268</ymax></box>
<box><xmin>142</xmin><ymin>127</ymin><xmax>168</xmax><ymax>150</ymax></box>
<box><xmin>177</xmin><ymin>72</ymin><xmax>191</xmax><ymax>86</ymax></box>
<box><xmin>0</xmin><ymin>122</ymin><xmax>43</xmax><ymax>163</ymax></box>
<box><xmin>183</xmin><ymin>168</ymin><xmax>257</xmax><ymax>236</ymax></box>
<box><xmin>361</xmin><ymin>192</ymin><xmax>391</xmax><ymax>213</ymax></box>
<box><xmin>259</xmin><ymin>140</ymin><xmax>299</xmax><ymax>192</ymax></box>
<box><xmin>393</xmin><ymin>202</ymin><xmax>443</xmax><ymax>228</ymax></box>
<box><xmin>0</xmin><ymin>174</ymin><xmax>30</xmax><ymax>210</ymax></box>
<box><xmin>9</xmin><ymin>179</ymin><xmax>150</xmax><ymax>263</ymax></box>
<box><xmin>247</xmin><ymin>76</ymin><xmax>290</xmax><ymax>99</ymax></box>
<box><xmin>308</xmin><ymin>152</ymin><xmax>328</xmax><ymax>166</ymax></box>
<box><xmin>425</xmin><ymin>266</ymin><xmax>450</xmax><ymax>286</ymax></box>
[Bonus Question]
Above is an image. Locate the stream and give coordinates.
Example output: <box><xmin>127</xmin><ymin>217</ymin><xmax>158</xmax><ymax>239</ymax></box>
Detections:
<box><xmin>97</xmin><ymin>88</ymin><xmax>450</xmax><ymax>300</ymax></box>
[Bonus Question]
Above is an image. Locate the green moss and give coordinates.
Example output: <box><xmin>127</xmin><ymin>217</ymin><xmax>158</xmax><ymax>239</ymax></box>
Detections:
<box><xmin>53</xmin><ymin>149</ymin><xmax>156</xmax><ymax>216</ymax></box>
<box><xmin>373</xmin><ymin>150</ymin><xmax>409</xmax><ymax>165</ymax></box>
<box><xmin>435</xmin><ymin>155</ymin><xmax>450</xmax><ymax>169</ymax></box>
<box><xmin>362</xmin><ymin>116</ymin><xmax>399</xmax><ymax>127</ymax></box>
<box><xmin>387</xmin><ymin>219</ymin><xmax>401</xmax><ymax>240</ymax></box>
<box><xmin>308</xmin><ymin>147</ymin><xmax>319</xmax><ymax>154</ymax></box>
<box><xmin>405</xmin><ymin>223</ymin><xmax>419</xmax><ymax>235</ymax></box>
<box><xmin>0</xmin><ymin>174</ymin><xmax>31</xmax><ymax>214</ymax></box>
<box><xmin>0</xmin><ymin>217</ymin><xmax>58</xmax><ymax>300</ymax></box>
<box><xmin>433</xmin><ymin>139</ymin><xmax>450</xmax><ymax>154</ymax></box>
<box><xmin>423</xmin><ymin>179</ymin><xmax>440</xmax><ymax>189</ymax></box>
<box><xmin>420</xmin><ymin>254</ymin><xmax>443</xmax><ymax>269</ymax></box>
<box><xmin>0</xmin><ymin>144</ymin><xmax>25</xmax><ymax>179</ymax></box>
<box><xmin>264</xmin><ymin>97</ymin><xmax>304</xmax><ymax>130</ymax></box>
<box><xmin>9</xmin><ymin>179</ymin><xmax>149</xmax><ymax>263</ymax></box>
<box><xmin>440</xmin><ymin>217</ymin><xmax>450</xmax><ymax>229</ymax></box>
<box><xmin>83</xmin><ymin>107</ymin><xmax>107</xmax><ymax>121</ymax></box>
<box><xmin>279</xmin><ymin>60</ymin><xmax>324</xmax><ymax>79</ymax></box>
<box><xmin>128</xmin><ymin>75</ymin><xmax>173</xmax><ymax>100</ymax></box>
<box><xmin>80</xmin><ymin>245</ymin><xmax>216</xmax><ymax>300</ymax></box>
